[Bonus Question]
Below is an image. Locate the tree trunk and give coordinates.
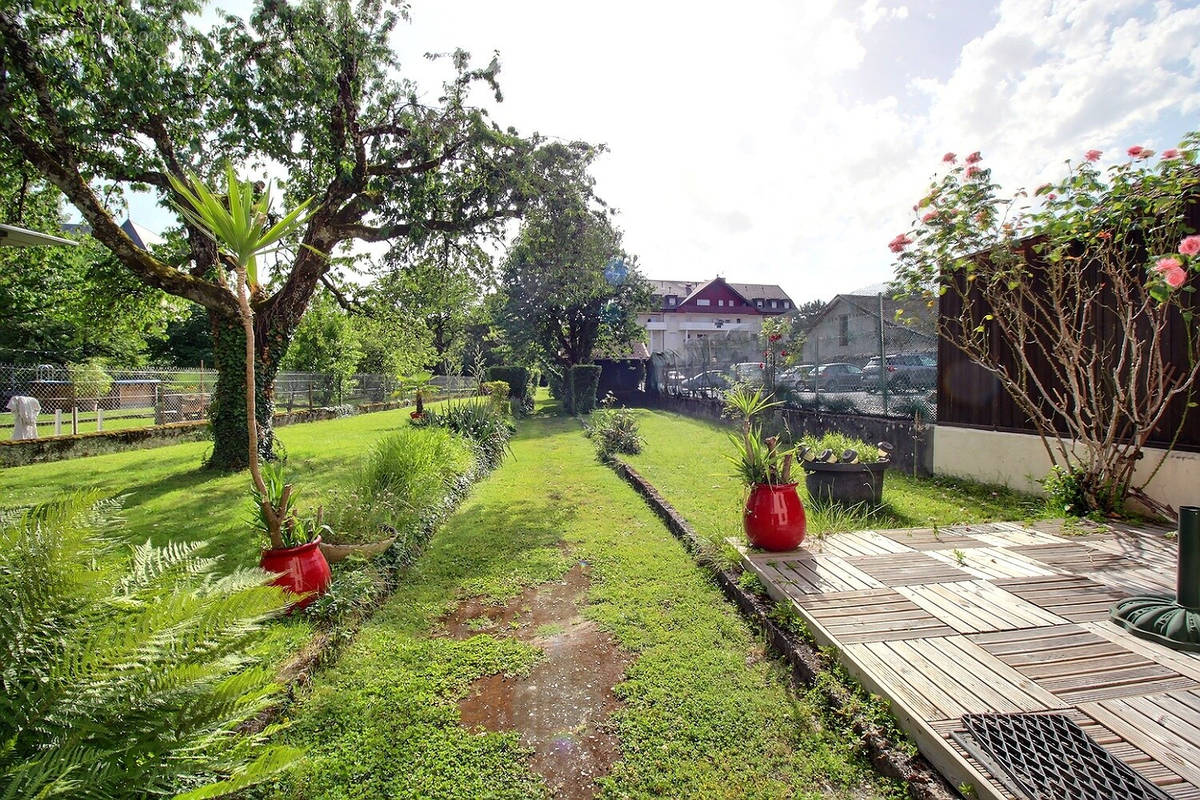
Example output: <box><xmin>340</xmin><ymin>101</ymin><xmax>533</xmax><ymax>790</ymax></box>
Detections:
<box><xmin>208</xmin><ymin>313</ymin><xmax>286</xmax><ymax>470</ymax></box>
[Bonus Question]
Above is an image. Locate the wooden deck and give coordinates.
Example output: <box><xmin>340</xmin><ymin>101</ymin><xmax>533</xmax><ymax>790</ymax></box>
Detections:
<box><xmin>733</xmin><ymin>519</ymin><xmax>1200</xmax><ymax>800</ymax></box>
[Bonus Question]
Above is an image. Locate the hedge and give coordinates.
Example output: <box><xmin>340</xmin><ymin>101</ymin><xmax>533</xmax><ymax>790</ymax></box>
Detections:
<box><xmin>485</xmin><ymin>366</ymin><xmax>530</xmax><ymax>401</ymax></box>
<box><xmin>567</xmin><ymin>364</ymin><xmax>602</xmax><ymax>415</ymax></box>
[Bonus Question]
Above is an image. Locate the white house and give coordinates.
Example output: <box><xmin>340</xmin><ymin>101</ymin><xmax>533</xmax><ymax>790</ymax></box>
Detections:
<box><xmin>639</xmin><ymin>277</ymin><xmax>794</xmax><ymax>358</ymax></box>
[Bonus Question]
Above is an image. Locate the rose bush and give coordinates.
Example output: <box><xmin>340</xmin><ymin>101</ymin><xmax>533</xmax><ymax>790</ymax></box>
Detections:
<box><xmin>890</xmin><ymin>133</ymin><xmax>1200</xmax><ymax>516</ymax></box>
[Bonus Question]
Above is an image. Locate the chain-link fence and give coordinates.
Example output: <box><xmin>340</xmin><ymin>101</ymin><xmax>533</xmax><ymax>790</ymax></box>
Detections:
<box><xmin>647</xmin><ymin>293</ymin><xmax>939</xmax><ymax>422</ymax></box>
<box><xmin>1</xmin><ymin>364</ymin><xmax>475</xmax><ymax>438</ymax></box>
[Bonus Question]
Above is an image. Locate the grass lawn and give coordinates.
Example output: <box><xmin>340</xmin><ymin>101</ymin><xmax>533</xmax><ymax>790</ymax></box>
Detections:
<box><xmin>621</xmin><ymin>409</ymin><xmax>1049</xmax><ymax>554</ymax></box>
<box><xmin>269</xmin><ymin>411</ymin><xmax>902</xmax><ymax>799</ymax></box>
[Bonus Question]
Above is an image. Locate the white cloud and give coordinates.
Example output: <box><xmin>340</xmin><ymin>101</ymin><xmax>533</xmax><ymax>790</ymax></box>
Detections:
<box><xmin>859</xmin><ymin>0</ymin><xmax>910</xmax><ymax>30</ymax></box>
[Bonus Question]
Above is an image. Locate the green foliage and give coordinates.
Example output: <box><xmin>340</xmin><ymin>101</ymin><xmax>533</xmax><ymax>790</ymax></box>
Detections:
<box><xmin>486</xmin><ymin>366</ymin><xmax>532</xmax><ymax>401</ymax></box>
<box><xmin>416</xmin><ymin>399</ymin><xmax>516</xmax><ymax>469</ymax></box>
<box><xmin>818</xmin><ymin>395</ymin><xmax>861</xmax><ymax>414</ymax></box>
<box><xmin>1042</xmin><ymin>464</ymin><xmax>1121</xmax><ymax>517</ymax></box>
<box><xmin>567</xmin><ymin>363</ymin><xmax>602</xmax><ymax>414</ymax></box>
<box><xmin>583</xmin><ymin>393</ymin><xmax>644</xmax><ymax>459</ymax></box>
<box><xmin>248</xmin><ymin>462</ymin><xmax>325</xmax><ymax>550</ymax></box>
<box><xmin>479</xmin><ymin>380</ymin><xmax>511</xmax><ymax>415</ymax></box>
<box><xmin>799</xmin><ymin>432</ymin><xmax>884</xmax><ymax>464</ymax></box>
<box><xmin>0</xmin><ymin>492</ymin><xmax>297</xmax><ymax>799</ymax></box>
<box><xmin>888</xmin><ymin>394</ymin><xmax>935</xmax><ymax>422</ymax></box>
<box><xmin>358</xmin><ymin>427</ymin><xmax>475</xmax><ymax>509</ymax></box>
<box><xmin>281</xmin><ymin>290</ymin><xmax>364</xmax><ymax>403</ymax></box>
<box><xmin>67</xmin><ymin>358</ymin><xmax>114</xmax><ymax>403</ymax></box>
<box><xmin>724</xmin><ymin>386</ymin><xmax>794</xmax><ymax>486</ymax></box>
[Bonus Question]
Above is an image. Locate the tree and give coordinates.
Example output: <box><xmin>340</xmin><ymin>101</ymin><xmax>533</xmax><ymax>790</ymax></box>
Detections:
<box><xmin>499</xmin><ymin>168</ymin><xmax>650</xmax><ymax>375</ymax></box>
<box><xmin>0</xmin><ymin>0</ymin><xmax>573</xmax><ymax>467</ymax></box>
<box><xmin>0</xmin><ymin>163</ymin><xmax>182</xmax><ymax>365</ymax></box>
<box><xmin>280</xmin><ymin>290</ymin><xmax>363</xmax><ymax>404</ymax></box>
<box><xmin>891</xmin><ymin>141</ymin><xmax>1200</xmax><ymax>516</ymax></box>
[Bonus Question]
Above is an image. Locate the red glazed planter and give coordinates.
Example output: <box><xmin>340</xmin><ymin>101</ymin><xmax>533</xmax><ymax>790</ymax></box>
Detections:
<box><xmin>259</xmin><ymin>536</ymin><xmax>332</xmax><ymax>610</ymax></box>
<box><xmin>743</xmin><ymin>483</ymin><xmax>806</xmax><ymax>551</ymax></box>
<box><xmin>410</xmin><ymin>411</ymin><xmax>425</xmax><ymax>421</ymax></box>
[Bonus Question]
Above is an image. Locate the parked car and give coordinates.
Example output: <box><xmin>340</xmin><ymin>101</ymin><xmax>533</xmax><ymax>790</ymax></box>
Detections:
<box><xmin>678</xmin><ymin>370</ymin><xmax>731</xmax><ymax>397</ymax></box>
<box><xmin>778</xmin><ymin>364</ymin><xmax>815</xmax><ymax>388</ymax></box>
<box><xmin>729</xmin><ymin>362</ymin><xmax>767</xmax><ymax>387</ymax></box>
<box><xmin>800</xmin><ymin>363</ymin><xmax>864</xmax><ymax>392</ymax></box>
<box><xmin>861</xmin><ymin>353</ymin><xmax>937</xmax><ymax>391</ymax></box>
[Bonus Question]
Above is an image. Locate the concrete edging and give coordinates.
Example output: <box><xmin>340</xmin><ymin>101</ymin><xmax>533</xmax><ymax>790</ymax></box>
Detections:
<box><xmin>608</xmin><ymin>456</ymin><xmax>959</xmax><ymax>800</ymax></box>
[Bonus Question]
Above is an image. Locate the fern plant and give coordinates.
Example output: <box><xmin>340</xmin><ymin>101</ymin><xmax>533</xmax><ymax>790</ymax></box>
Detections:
<box><xmin>0</xmin><ymin>492</ymin><xmax>298</xmax><ymax>799</ymax></box>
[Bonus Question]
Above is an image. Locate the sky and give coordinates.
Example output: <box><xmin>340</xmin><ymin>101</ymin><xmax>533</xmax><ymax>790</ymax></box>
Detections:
<box><xmin>125</xmin><ymin>0</ymin><xmax>1200</xmax><ymax>305</ymax></box>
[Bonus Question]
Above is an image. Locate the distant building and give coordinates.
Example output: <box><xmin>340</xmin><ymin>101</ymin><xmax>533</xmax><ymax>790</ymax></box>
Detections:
<box><xmin>802</xmin><ymin>293</ymin><xmax>936</xmax><ymax>364</ymax></box>
<box><xmin>638</xmin><ymin>277</ymin><xmax>794</xmax><ymax>357</ymax></box>
<box><xmin>61</xmin><ymin>218</ymin><xmax>164</xmax><ymax>250</ymax></box>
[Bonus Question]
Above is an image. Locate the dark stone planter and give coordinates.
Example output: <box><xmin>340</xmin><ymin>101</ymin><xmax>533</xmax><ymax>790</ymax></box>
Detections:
<box><xmin>804</xmin><ymin>460</ymin><xmax>888</xmax><ymax>506</ymax></box>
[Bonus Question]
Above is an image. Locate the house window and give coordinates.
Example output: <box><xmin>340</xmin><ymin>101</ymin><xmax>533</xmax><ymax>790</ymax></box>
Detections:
<box><xmin>771</xmin><ymin>300</ymin><xmax>778</xmax><ymax>309</ymax></box>
<box><xmin>838</xmin><ymin>314</ymin><xmax>849</xmax><ymax>347</ymax></box>
<box><xmin>697</xmin><ymin>299</ymin><xmax>711</xmax><ymax>306</ymax></box>
<box><xmin>736</xmin><ymin>318</ymin><xmax>741</xmax><ymax>323</ymax></box>
<box><xmin>756</xmin><ymin>300</ymin><xmax>763</xmax><ymax>307</ymax></box>
<box><xmin>784</xmin><ymin>300</ymin><xmax>790</xmax><ymax>308</ymax></box>
<box><xmin>668</xmin><ymin>296</ymin><xmax>676</xmax><ymax>305</ymax></box>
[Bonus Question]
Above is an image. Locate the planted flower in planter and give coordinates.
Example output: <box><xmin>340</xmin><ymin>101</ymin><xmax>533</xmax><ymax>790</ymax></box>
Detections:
<box><xmin>251</xmin><ymin>463</ymin><xmax>333</xmax><ymax>608</ymax></box>
<box><xmin>724</xmin><ymin>386</ymin><xmax>806</xmax><ymax>551</ymax></box>
<box><xmin>798</xmin><ymin>431</ymin><xmax>891</xmax><ymax>506</ymax></box>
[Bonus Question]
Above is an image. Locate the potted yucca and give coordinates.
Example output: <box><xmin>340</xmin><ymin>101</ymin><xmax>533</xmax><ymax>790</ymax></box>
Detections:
<box><xmin>725</xmin><ymin>387</ymin><xmax>806</xmax><ymax>551</ymax></box>
<box><xmin>170</xmin><ymin>167</ymin><xmax>331</xmax><ymax>606</ymax></box>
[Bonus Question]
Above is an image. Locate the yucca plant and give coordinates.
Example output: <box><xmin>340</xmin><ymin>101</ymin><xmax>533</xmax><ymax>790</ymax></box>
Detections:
<box><xmin>723</xmin><ymin>386</ymin><xmax>794</xmax><ymax>486</ymax></box>
<box><xmin>169</xmin><ymin>167</ymin><xmax>313</xmax><ymax>549</ymax></box>
<box><xmin>0</xmin><ymin>492</ymin><xmax>297</xmax><ymax>799</ymax></box>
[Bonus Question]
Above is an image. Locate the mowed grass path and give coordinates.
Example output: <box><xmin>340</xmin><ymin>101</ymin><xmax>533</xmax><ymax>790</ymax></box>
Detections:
<box><xmin>622</xmin><ymin>409</ymin><xmax>1048</xmax><ymax>551</ymax></box>
<box><xmin>270</xmin><ymin>413</ymin><xmax>900</xmax><ymax>800</ymax></box>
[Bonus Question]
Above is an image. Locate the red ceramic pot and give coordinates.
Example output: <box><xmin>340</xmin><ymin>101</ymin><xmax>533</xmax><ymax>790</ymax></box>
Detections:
<box><xmin>410</xmin><ymin>411</ymin><xmax>425</xmax><ymax>421</ymax></box>
<box><xmin>743</xmin><ymin>483</ymin><xmax>806</xmax><ymax>551</ymax></box>
<box><xmin>259</xmin><ymin>536</ymin><xmax>332</xmax><ymax>610</ymax></box>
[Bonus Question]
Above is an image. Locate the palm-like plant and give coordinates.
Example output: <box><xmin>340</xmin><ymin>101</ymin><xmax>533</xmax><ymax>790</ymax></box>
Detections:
<box><xmin>724</xmin><ymin>386</ymin><xmax>794</xmax><ymax>485</ymax></box>
<box><xmin>168</xmin><ymin>167</ymin><xmax>313</xmax><ymax>549</ymax></box>
<box><xmin>0</xmin><ymin>492</ymin><xmax>296</xmax><ymax>799</ymax></box>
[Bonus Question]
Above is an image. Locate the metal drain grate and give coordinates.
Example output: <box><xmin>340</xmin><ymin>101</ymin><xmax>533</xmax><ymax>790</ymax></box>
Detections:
<box><xmin>950</xmin><ymin>713</ymin><xmax>1172</xmax><ymax>800</ymax></box>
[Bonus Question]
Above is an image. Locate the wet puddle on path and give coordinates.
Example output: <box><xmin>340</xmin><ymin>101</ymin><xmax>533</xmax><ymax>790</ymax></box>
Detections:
<box><xmin>443</xmin><ymin>563</ymin><xmax>630</xmax><ymax>799</ymax></box>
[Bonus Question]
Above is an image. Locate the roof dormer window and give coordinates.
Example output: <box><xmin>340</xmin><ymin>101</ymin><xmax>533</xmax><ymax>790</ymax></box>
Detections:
<box><xmin>696</xmin><ymin>299</ymin><xmax>711</xmax><ymax>306</ymax></box>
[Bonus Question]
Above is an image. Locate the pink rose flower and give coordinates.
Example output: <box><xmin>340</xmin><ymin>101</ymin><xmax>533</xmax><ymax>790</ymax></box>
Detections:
<box><xmin>965</xmin><ymin>165</ymin><xmax>982</xmax><ymax>178</ymax></box>
<box><xmin>965</xmin><ymin>151</ymin><xmax>982</xmax><ymax>164</ymax></box>
<box><xmin>1085</xmin><ymin>149</ymin><xmax>1102</xmax><ymax>162</ymax></box>
<box><xmin>1156</xmin><ymin>257</ymin><xmax>1183</xmax><ymax>274</ymax></box>
<box><xmin>1136</xmin><ymin>149</ymin><xmax>1154</xmax><ymax>159</ymax></box>
<box><xmin>888</xmin><ymin>233</ymin><xmax>913</xmax><ymax>253</ymax></box>
<box><xmin>943</xmin><ymin>152</ymin><xmax>956</xmax><ymax>163</ymax></box>
<box><xmin>1179</xmin><ymin>235</ymin><xmax>1200</xmax><ymax>256</ymax></box>
<box><xmin>1047</xmin><ymin>193</ymin><xmax>1057</xmax><ymax>200</ymax></box>
<box><xmin>922</xmin><ymin>211</ymin><xmax>938</xmax><ymax>223</ymax></box>
<box><xmin>1163</xmin><ymin>148</ymin><xmax>1180</xmax><ymax>159</ymax></box>
<box><xmin>1127</xmin><ymin>145</ymin><xmax>1144</xmax><ymax>157</ymax></box>
<box><xmin>1165</xmin><ymin>267</ymin><xmax>1187</xmax><ymax>289</ymax></box>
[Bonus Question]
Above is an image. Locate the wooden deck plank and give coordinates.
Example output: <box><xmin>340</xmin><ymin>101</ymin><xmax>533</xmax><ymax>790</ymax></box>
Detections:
<box><xmin>926</xmin><ymin>546</ymin><xmax>1056</xmax><ymax>580</ymax></box>
<box><xmin>841</xmin><ymin>551</ymin><xmax>972</xmax><ymax>586</ymax></box>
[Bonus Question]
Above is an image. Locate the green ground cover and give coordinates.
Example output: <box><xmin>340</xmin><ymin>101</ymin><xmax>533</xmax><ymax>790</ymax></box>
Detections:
<box><xmin>621</xmin><ymin>409</ymin><xmax>1048</xmax><ymax>553</ymax></box>
<box><xmin>270</xmin><ymin>411</ymin><xmax>902</xmax><ymax>799</ymax></box>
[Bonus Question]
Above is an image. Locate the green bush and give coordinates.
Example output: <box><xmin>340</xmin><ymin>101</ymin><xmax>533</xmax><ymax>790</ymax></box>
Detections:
<box><xmin>584</xmin><ymin>394</ymin><xmax>644</xmax><ymax>459</ymax></box>
<box><xmin>479</xmin><ymin>380</ymin><xmax>511</xmax><ymax>416</ymax></box>
<box><xmin>484</xmin><ymin>366</ymin><xmax>530</xmax><ymax>401</ymax></box>
<box><xmin>1042</xmin><ymin>464</ymin><xmax>1121</xmax><ymax>517</ymax></box>
<box><xmin>799</xmin><ymin>431</ymin><xmax>884</xmax><ymax>463</ymax></box>
<box><xmin>417</xmin><ymin>400</ymin><xmax>515</xmax><ymax>469</ymax></box>
<box><xmin>818</xmin><ymin>395</ymin><xmax>861</xmax><ymax>414</ymax></box>
<box><xmin>568</xmin><ymin>364</ymin><xmax>602</xmax><ymax>414</ymax></box>
<box><xmin>0</xmin><ymin>492</ymin><xmax>297</xmax><ymax>799</ymax></box>
<box><xmin>358</xmin><ymin>427</ymin><xmax>475</xmax><ymax>512</ymax></box>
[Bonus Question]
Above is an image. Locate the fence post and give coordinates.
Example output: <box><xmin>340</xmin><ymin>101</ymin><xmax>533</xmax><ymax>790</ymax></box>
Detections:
<box><xmin>813</xmin><ymin>337</ymin><xmax>821</xmax><ymax>402</ymax></box>
<box><xmin>307</xmin><ymin>382</ymin><xmax>313</xmax><ymax>408</ymax></box>
<box><xmin>54</xmin><ymin>409</ymin><xmax>61</xmax><ymax>436</ymax></box>
<box><xmin>71</xmin><ymin>406</ymin><xmax>78</xmax><ymax>435</ymax></box>
<box><xmin>878</xmin><ymin>292</ymin><xmax>889</xmax><ymax>415</ymax></box>
<box><xmin>96</xmin><ymin>408</ymin><xmax>103</xmax><ymax>431</ymax></box>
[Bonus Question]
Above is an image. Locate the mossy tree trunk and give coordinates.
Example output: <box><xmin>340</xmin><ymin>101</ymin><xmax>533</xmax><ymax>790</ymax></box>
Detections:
<box><xmin>208</xmin><ymin>313</ymin><xmax>289</xmax><ymax>470</ymax></box>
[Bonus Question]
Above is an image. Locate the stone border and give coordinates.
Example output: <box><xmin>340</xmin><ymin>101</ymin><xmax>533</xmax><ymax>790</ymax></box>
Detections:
<box><xmin>608</xmin><ymin>457</ymin><xmax>958</xmax><ymax>800</ymax></box>
<box><xmin>0</xmin><ymin>392</ymin><xmax>477</xmax><ymax>467</ymax></box>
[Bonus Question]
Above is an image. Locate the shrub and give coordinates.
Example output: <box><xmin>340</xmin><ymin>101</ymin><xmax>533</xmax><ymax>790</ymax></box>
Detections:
<box><xmin>358</xmin><ymin>427</ymin><xmax>475</xmax><ymax>510</ymax></box>
<box><xmin>568</xmin><ymin>364</ymin><xmax>602</xmax><ymax>414</ymax></box>
<box><xmin>485</xmin><ymin>366</ymin><xmax>530</xmax><ymax>402</ymax></box>
<box><xmin>1043</xmin><ymin>464</ymin><xmax>1120</xmax><ymax>517</ymax></box>
<box><xmin>479</xmin><ymin>380</ymin><xmax>511</xmax><ymax>416</ymax></box>
<box><xmin>0</xmin><ymin>492</ymin><xmax>297</xmax><ymax>799</ymax></box>
<box><xmin>799</xmin><ymin>431</ymin><xmax>884</xmax><ymax>463</ymax></box>
<box><xmin>819</xmin><ymin>395</ymin><xmax>860</xmax><ymax>414</ymax></box>
<box><xmin>584</xmin><ymin>394</ymin><xmax>644</xmax><ymax>459</ymax></box>
<box><xmin>416</xmin><ymin>399</ymin><xmax>515</xmax><ymax>469</ymax></box>
<box><xmin>889</xmin><ymin>395</ymin><xmax>935</xmax><ymax>422</ymax></box>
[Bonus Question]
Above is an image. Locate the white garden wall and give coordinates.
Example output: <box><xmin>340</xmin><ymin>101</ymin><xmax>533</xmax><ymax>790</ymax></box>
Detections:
<box><xmin>933</xmin><ymin>425</ymin><xmax>1200</xmax><ymax>514</ymax></box>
